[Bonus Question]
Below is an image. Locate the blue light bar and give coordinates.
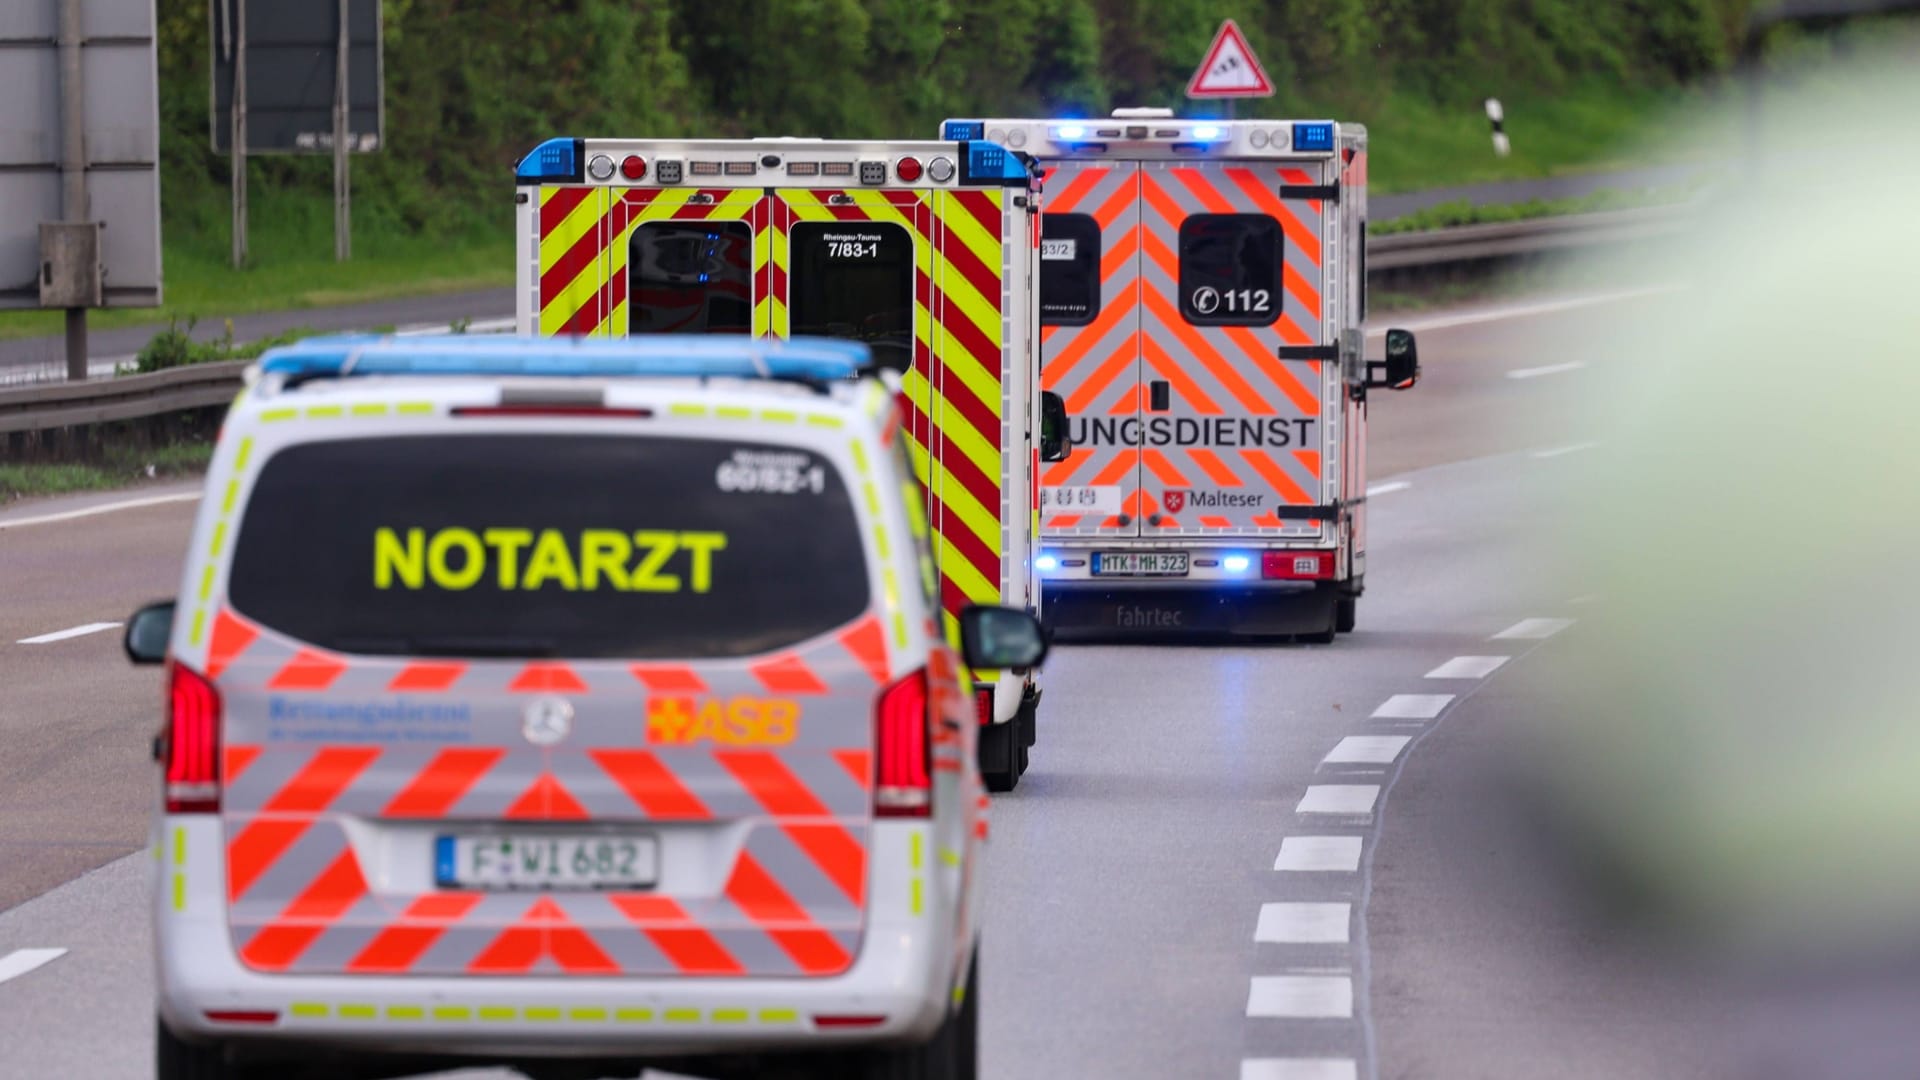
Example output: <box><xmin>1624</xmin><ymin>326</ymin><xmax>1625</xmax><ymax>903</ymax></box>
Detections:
<box><xmin>1292</xmin><ymin>123</ymin><xmax>1335</xmax><ymax>153</ymax></box>
<box><xmin>515</xmin><ymin>137</ymin><xmax>583</xmax><ymax>184</ymax></box>
<box><xmin>1056</xmin><ymin>124</ymin><xmax>1087</xmax><ymax>141</ymax></box>
<box><xmin>1191</xmin><ymin>124</ymin><xmax>1223</xmax><ymax>141</ymax></box>
<box><xmin>959</xmin><ymin>140</ymin><xmax>1028</xmax><ymax>186</ymax></box>
<box><xmin>943</xmin><ymin>120</ymin><xmax>985</xmax><ymax>141</ymax></box>
<box><xmin>256</xmin><ymin>334</ymin><xmax>869</xmax><ymax>383</ymax></box>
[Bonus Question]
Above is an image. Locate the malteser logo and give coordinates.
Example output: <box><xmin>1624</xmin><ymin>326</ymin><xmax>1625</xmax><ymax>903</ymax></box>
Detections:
<box><xmin>1163</xmin><ymin>490</ymin><xmax>1187</xmax><ymax>513</ymax></box>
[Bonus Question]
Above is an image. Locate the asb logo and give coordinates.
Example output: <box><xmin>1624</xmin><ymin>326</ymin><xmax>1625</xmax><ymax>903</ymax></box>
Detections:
<box><xmin>1163</xmin><ymin>490</ymin><xmax>1187</xmax><ymax>513</ymax></box>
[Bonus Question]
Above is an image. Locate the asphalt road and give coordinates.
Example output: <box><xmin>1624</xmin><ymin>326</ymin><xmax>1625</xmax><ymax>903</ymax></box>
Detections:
<box><xmin>3</xmin><ymin>285</ymin><xmax>1869</xmax><ymax>1080</ymax></box>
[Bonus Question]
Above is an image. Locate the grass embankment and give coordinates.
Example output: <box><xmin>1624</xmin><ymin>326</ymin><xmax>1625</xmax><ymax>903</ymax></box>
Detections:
<box><xmin>0</xmin><ymin>443</ymin><xmax>212</xmax><ymax>504</ymax></box>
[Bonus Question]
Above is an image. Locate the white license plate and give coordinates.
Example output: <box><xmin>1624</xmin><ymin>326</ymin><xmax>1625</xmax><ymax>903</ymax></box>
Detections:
<box><xmin>1093</xmin><ymin>552</ymin><xmax>1190</xmax><ymax>576</ymax></box>
<box><xmin>435</xmin><ymin>834</ymin><xmax>659</xmax><ymax>890</ymax></box>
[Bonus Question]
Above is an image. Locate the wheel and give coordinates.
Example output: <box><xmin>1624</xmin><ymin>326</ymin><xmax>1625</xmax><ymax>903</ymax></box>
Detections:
<box><xmin>157</xmin><ymin>1016</ymin><xmax>233</xmax><ymax>1080</ymax></box>
<box><xmin>978</xmin><ymin>720</ymin><xmax>1022</xmax><ymax>793</ymax></box>
<box><xmin>859</xmin><ymin>946</ymin><xmax>977</xmax><ymax>1080</ymax></box>
<box><xmin>1335</xmin><ymin>597</ymin><xmax>1357</xmax><ymax>633</ymax></box>
<box><xmin>1300</xmin><ymin>603</ymin><xmax>1338</xmax><ymax>645</ymax></box>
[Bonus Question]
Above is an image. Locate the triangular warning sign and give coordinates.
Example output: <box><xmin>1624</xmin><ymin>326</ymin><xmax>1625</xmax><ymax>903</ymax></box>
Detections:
<box><xmin>1186</xmin><ymin>19</ymin><xmax>1275</xmax><ymax>99</ymax></box>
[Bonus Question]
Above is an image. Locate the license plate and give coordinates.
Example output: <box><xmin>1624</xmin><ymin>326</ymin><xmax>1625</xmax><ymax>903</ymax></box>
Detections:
<box><xmin>435</xmin><ymin>834</ymin><xmax>659</xmax><ymax>890</ymax></box>
<box><xmin>1093</xmin><ymin>552</ymin><xmax>1190</xmax><ymax>576</ymax></box>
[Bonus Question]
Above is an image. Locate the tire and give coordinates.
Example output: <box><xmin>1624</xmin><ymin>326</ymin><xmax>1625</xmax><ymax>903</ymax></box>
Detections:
<box><xmin>859</xmin><ymin>946</ymin><xmax>977</xmax><ymax>1080</ymax></box>
<box><xmin>978</xmin><ymin>720</ymin><xmax>1021</xmax><ymax>793</ymax></box>
<box><xmin>157</xmin><ymin>1017</ymin><xmax>233</xmax><ymax>1080</ymax></box>
<box><xmin>1300</xmin><ymin>603</ymin><xmax>1338</xmax><ymax>645</ymax></box>
<box><xmin>1335</xmin><ymin>597</ymin><xmax>1357</xmax><ymax>634</ymax></box>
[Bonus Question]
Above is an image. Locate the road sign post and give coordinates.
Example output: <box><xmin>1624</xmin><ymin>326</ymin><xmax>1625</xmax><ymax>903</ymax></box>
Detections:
<box><xmin>1185</xmin><ymin>19</ymin><xmax>1276</xmax><ymax>105</ymax></box>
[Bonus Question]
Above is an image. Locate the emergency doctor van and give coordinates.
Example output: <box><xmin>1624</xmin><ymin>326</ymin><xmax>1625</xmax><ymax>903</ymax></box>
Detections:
<box><xmin>942</xmin><ymin>110</ymin><xmax>1418</xmax><ymax>640</ymax></box>
<box><xmin>512</xmin><ymin>136</ymin><xmax>1065</xmax><ymax>789</ymax></box>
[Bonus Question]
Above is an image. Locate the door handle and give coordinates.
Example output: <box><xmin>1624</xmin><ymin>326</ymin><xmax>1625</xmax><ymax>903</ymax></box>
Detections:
<box><xmin>1149</xmin><ymin>380</ymin><xmax>1170</xmax><ymax>411</ymax></box>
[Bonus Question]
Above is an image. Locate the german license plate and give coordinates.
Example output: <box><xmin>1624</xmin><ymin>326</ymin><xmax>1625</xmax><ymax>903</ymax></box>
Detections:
<box><xmin>1093</xmin><ymin>552</ymin><xmax>1190</xmax><ymax>576</ymax></box>
<box><xmin>435</xmin><ymin>834</ymin><xmax>659</xmax><ymax>890</ymax></box>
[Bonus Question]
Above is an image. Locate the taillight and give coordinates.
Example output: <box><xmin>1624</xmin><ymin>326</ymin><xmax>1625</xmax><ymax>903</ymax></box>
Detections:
<box><xmin>875</xmin><ymin>668</ymin><xmax>931</xmax><ymax>817</ymax></box>
<box><xmin>620</xmin><ymin>155</ymin><xmax>647</xmax><ymax>180</ymax></box>
<box><xmin>165</xmin><ymin>662</ymin><xmax>222</xmax><ymax>813</ymax></box>
<box><xmin>203</xmin><ymin>1010</ymin><xmax>278</xmax><ymax>1026</ymax></box>
<box><xmin>895</xmin><ymin>156</ymin><xmax>923</xmax><ymax>182</ymax></box>
<box><xmin>1262</xmin><ymin>550</ymin><xmax>1334</xmax><ymax>580</ymax></box>
<box><xmin>974</xmin><ymin>688</ymin><xmax>993</xmax><ymax>727</ymax></box>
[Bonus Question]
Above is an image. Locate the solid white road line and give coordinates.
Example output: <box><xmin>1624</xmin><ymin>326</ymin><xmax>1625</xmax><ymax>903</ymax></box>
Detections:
<box><xmin>1493</xmin><ymin>617</ymin><xmax>1574</xmax><ymax>641</ymax></box>
<box><xmin>1297</xmin><ymin>785</ymin><xmax>1380</xmax><ymax>815</ymax></box>
<box><xmin>1371</xmin><ymin>693</ymin><xmax>1454</xmax><ymax>720</ymax></box>
<box><xmin>0</xmin><ymin>948</ymin><xmax>67</xmax><ymax>985</ymax></box>
<box><xmin>1367</xmin><ymin>284</ymin><xmax>1684</xmax><ymax>338</ymax></box>
<box><xmin>1365</xmin><ymin>480</ymin><xmax>1410</xmax><ymax>498</ymax></box>
<box><xmin>1322</xmin><ymin>735</ymin><xmax>1411</xmax><ymax>765</ymax></box>
<box><xmin>1273</xmin><ymin>837</ymin><xmax>1363</xmax><ymax>872</ymax></box>
<box><xmin>0</xmin><ymin>492</ymin><xmax>201</xmax><ymax>530</ymax></box>
<box><xmin>17</xmin><ymin>622</ymin><xmax>121</xmax><ymax>645</ymax></box>
<box><xmin>1255</xmin><ymin>903</ymin><xmax>1351</xmax><ymax>945</ymax></box>
<box><xmin>1242</xmin><ymin>1060</ymin><xmax>1359</xmax><ymax>1080</ymax></box>
<box><xmin>1506</xmin><ymin>360</ymin><xmax>1587</xmax><ymax>380</ymax></box>
<box><xmin>1425</xmin><ymin>656</ymin><xmax>1509</xmax><ymax>679</ymax></box>
<box><xmin>1531</xmin><ymin>441</ymin><xmax>1600</xmax><ymax>459</ymax></box>
<box><xmin>1246</xmin><ymin>975</ymin><xmax>1354</xmax><ymax>1019</ymax></box>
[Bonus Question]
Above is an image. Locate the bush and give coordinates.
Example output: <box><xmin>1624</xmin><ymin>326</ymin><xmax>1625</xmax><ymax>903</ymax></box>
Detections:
<box><xmin>130</xmin><ymin>319</ymin><xmax>318</xmax><ymax>374</ymax></box>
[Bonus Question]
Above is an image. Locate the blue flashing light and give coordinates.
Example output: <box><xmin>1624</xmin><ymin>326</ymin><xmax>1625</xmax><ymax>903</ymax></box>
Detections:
<box><xmin>1222</xmin><ymin>554</ymin><xmax>1253</xmax><ymax>574</ymax></box>
<box><xmin>960</xmin><ymin>140</ymin><xmax>1027</xmax><ymax>185</ymax></box>
<box><xmin>1035</xmin><ymin>554</ymin><xmax>1060</xmax><ymax>573</ymax></box>
<box><xmin>515</xmin><ymin>136</ymin><xmax>581</xmax><ymax>183</ymax></box>
<box><xmin>1056</xmin><ymin>124</ymin><xmax>1087</xmax><ymax>141</ymax></box>
<box><xmin>1292</xmin><ymin>123</ymin><xmax>1335</xmax><ymax>153</ymax></box>
<box><xmin>1192</xmin><ymin>124</ymin><xmax>1222</xmax><ymax>141</ymax></box>
<box><xmin>943</xmin><ymin>120</ymin><xmax>985</xmax><ymax>142</ymax></box>
<box><xmin>256</xmin><ymin>334</ymin><xmax>870</xmax><ymax>383</ymax></box>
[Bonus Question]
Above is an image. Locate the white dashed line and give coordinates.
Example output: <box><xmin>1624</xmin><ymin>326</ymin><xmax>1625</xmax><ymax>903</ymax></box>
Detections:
<box><xmin>1505</xmin><ymin>360</ymin><xmax>1587</xmax><ymax>380</ymax></box>
<box><xmin>1296</xmin><ymin>785</ymin><xmax>1380</xmax><ymax>815</ymax></box>
<box><xmin>0</xmin><ymin>948</ymin><xmax>67</xmax><ymax>985</ymax></box>
<box><xmin>1255</xmin><ymin>902</ymin><xmax>1351</xmax><ymax>944</ymax></box>
<box><xmin>1364</xmin><ymin>480</ymin><xmax>1410</xmax><ymax>498</ymax></box>
<box><xmin>1273</xmin><ymin>836</ymin><xmax>1363</xmax><ymax>872</ymax></box>
<box><xmin>17</xmin><ymin>621</ymin><xmax>122</xmax><ymax>645</ymax></box>
<box><xmin>0</xmin><ymin>491</ymin><xmax>202</xmax><ymax>530</ymax></box>
<box><xmin>1247</xmin><ymin>975</ymin><xmax>1354</xmax><ymax>1018</ymax></box>
<box><xmin>1493</xmin><ymin>617</ymin><xmax>1574</xmax><ymax>640</ymax></box>
<box><xmin>1531</xmin><ymin>441</ymin><xmax>1599</xmax><ymax>459</ymax></box>
<box><xmin>1425</xmin><ymin>656</ymin><xmax>1509</xmax><ymax>679</ymax></box>
<box><xmin>1241</xmin><ymin>1060</ymin><xmax>1359</xmax><ymax>1080</ymax></box>
<box><xmin>1370</xmin><ymin>693</ymin><xmax>1453</xmax><ymax>720</ymax></box>
<box><xmin>1322</xmin><ymin>735</ymin><xmax>1411</xmax><ymax>765</ymax></box>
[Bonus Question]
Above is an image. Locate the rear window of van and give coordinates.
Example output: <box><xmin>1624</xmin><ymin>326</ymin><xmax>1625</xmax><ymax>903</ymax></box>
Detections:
<box><xmin>227</xmin><ymin>435</ymin><xmax>869</xmax><ymax>659</ymax></box>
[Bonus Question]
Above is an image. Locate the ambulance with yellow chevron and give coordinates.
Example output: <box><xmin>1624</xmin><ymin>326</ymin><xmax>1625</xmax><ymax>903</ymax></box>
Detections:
<box><xmin>513</xmin><ymin>135</ymin><xmax>1067</xmax><ymax>790</ymax></box>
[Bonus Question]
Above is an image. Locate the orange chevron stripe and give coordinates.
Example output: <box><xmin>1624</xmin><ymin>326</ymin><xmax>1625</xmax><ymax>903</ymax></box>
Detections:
<box><xmin>1045</xmin><ymin>167</ymin><xmax>1111</xmax><ymax>215</ymax></box>
<box><xmin>1143</xmin><ymin>290</ymin><xmax>1271</xmax><ymax>415</ymax></box>
<box><xmin>387</xmin><ymin>661</ymin><xmax>466</xmax><ymax>692</ymax></box>
<box><xmin>609</xmin><ymin>893</ymin><xmax>744</xmax><ymax>975</ymax></box>
<box><xmin>1141</xmin><ymin>333</ymin><xmax>1225</xmax><ymax>415</ymax></box>
<box><xmin>239</xmin><ymin>849</ymin><xmax>368</xmax><ymax>971</ymax></box>
<box><xmin>1142</xmin><ymin>450</ymin><xmax>1192</xmax><ymax>487</ymax></box>
<box><xmin>206</xmin><ymin>609</ymin><xmax>258</xmax><ymax>680</ymax></box>
<box><xmin>591</xmin><ymin>749</ymin><xmax>711</xmax><ymax>820</ymax></box>
<box><xmin>724</xmin><ymin>853</ymin><xmax>852</xmax><ymax>975</ymax></box>
<box><xmin>1239</xmin><ymin>449</ymin><xmax>1314</xmax><ymax>506</ymax></box>
<box><xmin>1229</xmin><ymin>325</ymin><xmax>1321</xmax><ymax>416</ymax></box>
<box><xmin>1044</xmin><ymin>447</ymin><xmax>1095</xmax><ymax>486</ymax></box>
<box><xmin>1043</xmin><ymin>293</ymin><xmax>1138</xmax><ymax>390</ymax></box>
<box><xmin>381</xmin><ymin>747</ymin><xmax>504</xmax><ymax>818</ymax></box>
<box><xmin>716</xmin><ymin>751</ymin><xmax>865</xmax><ymax>906</ymax></box>
<box><xmin>1168</xmin><ymin>168</ymin><xmax>1237</xmax><ymax>214</ymax></box>
<box><xmin>1187</xmin><ymin>449</ymin><xmax>1246</xmax><ymax>487</ymax></box>
<box><xmin>1066</xmin><ymin>332</ymin><xmax>1139</xmax><ymax>414</ymax></box>
<box><xmin>346</xmin><ymin>892</ymin><xmax>484</xmax><ymax>974</ymax></box>
<box><xmin>227</xmin><ymin>747</ymin><xmax>379</xmax><ymax>901</ymax></box>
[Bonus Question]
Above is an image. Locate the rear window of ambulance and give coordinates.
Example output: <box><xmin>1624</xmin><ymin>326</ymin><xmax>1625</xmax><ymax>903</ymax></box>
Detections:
<box><xmin>226</xmin><ymin>435</ymin><xmax>869</xmax><ymax>659</ymax></box>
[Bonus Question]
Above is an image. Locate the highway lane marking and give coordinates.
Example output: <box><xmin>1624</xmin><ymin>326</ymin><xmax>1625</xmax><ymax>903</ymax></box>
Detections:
<box><xmin>1246</xmin><ymin>975</ymin><xmax>1353</xmax><ymax>1018</ymax></box>
<box><xmin>1256</xmin><ymin>903</ymin><xmax>1351</xmax><ymax>945</ymax></box>
<box><xmin>1366</xmin><ymin>283</ymin><xmax>1684</xmax><ymax>338</ymax></box>
<box><xmin>1273</xmin><ymin>837</ymin><xmax>1362</xmax><ymax>872</ymax></box>
<box><xmin>0</xmin><ymin>491</ymin><xmax>201</xmax><ymax>530</ymax></box>
<box><xmin>1493</xmin><ymin>618</ymin><xmax>1574</xmax><ymax>640</ymax></box>
<box><xmin>0</xmin><ymin>948</ymin><xmax>67</xmax><ymax>985</ymax></box>
<box><xmin>1322</xmin><ymin>736</ymin><xmax>1411</xmax><ymax>766</ymax></box>
<box><xmin>18</xmin><ymin>621</ymin><xmax>121</xmax><ymax>645</ymax></box>
<box><xmin>1370</xmin><ymin>694</ymin><xmax>1453</xmax><ymax>720</ymax></box>
<box><xmin>1242</xmin><ymin>1060</ymin><xmax>1358</xmax><ymax>1080</ymax></box>
<box><xmin>1531</xmin><ymin>441</ymin><xmax>1600</xmax><ymax>459</ymax></box>
<box><xmin>1505</xmin><ymin>360</ymin><xmax>1587</xmax><ymax>380</ymax></box>
<box><xmin>1364</xmin><ymin>480</ymin><xmax>1410</xmax><ymax>498</ymax></box>
<box><xmin>1297</xmin><ymin>785</ymin><xmax>1380</xmax><ymax>815</ymax></box>
<box><xmin>1425</xmin><ymin>656</ymin><xmax>1509</xmax><ymax>679</ymax></box>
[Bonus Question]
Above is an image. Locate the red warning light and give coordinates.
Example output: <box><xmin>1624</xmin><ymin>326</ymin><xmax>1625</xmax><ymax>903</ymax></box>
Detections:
<box><xmin>620</xmin><ymin>155</ymin><xmax>647</xmax><ymax>180</ymax></box>
<box><xmin>896</xmin><ymin>157</ymin><xmax>924</xmax><ymax>182</ymax></box>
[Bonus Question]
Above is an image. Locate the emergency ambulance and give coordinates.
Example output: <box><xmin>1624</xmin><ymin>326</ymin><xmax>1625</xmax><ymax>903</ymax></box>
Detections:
<box><xmin>124</xmin><ymin>334</ymin><xmax>1050</xmax><ymax>1080</ymax></box>
<box><xmin>512</xmin><ymin>135</ymin><xmax>1063</xmax><ymax>789</ymax></box>
<box><xmin>942</xmin><ymin>110</ymin><xmax>1419</xmax><ymax>640</ymax></box>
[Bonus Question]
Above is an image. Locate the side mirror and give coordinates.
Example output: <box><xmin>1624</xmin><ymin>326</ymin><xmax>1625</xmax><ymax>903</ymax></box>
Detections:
<box><xmin>124</xmin><ymin>600</ymin><xmax>175</xmax><ymax>665</ymax></box>
<box><xmin>958</xmin><ymin>605</ymin><xmax>1050</xmax><ymax>671</ymax></box>
<box><xmin>1367</xmin><ymin>328</ymin><xmax>1419</xmax><ymax>390</ymax></box>
<box><xmin>1039</xmin><ymin>391</ymin><xmax>1071</xmax><ymax>463</ymax></box>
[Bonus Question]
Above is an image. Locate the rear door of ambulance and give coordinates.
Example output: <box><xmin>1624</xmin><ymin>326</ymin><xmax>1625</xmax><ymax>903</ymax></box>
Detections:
<box><xmin>1040</xmin><ymin>157</ymin><xmax>1337</xmax><ymax>554</ymax></box>
<box><xmin>206</xmin><ymin>422</ymin><xmax>885</xmax><ymax>983</ymax></box>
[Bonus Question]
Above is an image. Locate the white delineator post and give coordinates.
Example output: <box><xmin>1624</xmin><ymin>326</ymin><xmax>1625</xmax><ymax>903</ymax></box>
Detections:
<box><xmin>1486</xmin><ymin>98</ymin><xmax>1509</xmax><ymax>157</ymax></box>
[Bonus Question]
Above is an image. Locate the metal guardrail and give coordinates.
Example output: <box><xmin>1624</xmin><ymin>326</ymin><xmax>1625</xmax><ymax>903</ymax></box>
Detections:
<box><xmin>0</xmin><ymin>206</ymin><xmax>1690</xmax><ymax>437</ymax></box>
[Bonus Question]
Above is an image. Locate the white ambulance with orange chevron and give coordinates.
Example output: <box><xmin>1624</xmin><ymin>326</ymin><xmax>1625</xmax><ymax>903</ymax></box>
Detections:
<box><xmin>941</xmin><ymin>110</ymin><xmax>1420</xmax><ymax>640</ymax></box>
<box><xmin>513</xmin><ymin>135</ymin><xmax>1067</xmax><ymax>789</ymax></box>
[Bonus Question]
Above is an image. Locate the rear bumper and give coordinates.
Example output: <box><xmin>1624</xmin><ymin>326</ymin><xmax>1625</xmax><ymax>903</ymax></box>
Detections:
<box><xmin>153</xmin><ymin>817</ymin><xmax>962</xmax><ymax>1058</ymax></box>
<box><xmin>1043</xmin><ymin>580</ymin><xmax>1339</xmax><ymax>637</ymax></box>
